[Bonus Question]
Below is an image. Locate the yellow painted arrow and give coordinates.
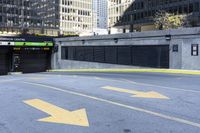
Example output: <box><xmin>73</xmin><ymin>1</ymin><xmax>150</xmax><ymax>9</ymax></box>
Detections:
<box><xmin>102</xmin><ymin>86</ymin><xmax>169</xmax><ymax>99</ymax></box>
<box><xmin>24</xmin><ymin>99</ymin><xmax>89</xmax><ymax>127</ymax></box>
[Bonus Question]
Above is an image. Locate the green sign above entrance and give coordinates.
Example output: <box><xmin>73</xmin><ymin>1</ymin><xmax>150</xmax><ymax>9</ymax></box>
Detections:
<box><xmin>15</xmin><ymin>42</ymin><xmax>53</xmax><ymax>47</ymax></box>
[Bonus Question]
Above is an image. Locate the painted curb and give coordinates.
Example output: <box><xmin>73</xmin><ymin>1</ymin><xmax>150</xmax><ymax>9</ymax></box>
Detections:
<box><xmin>48</xmin><ymin>69</ymin><xmax>200</xmax><ymax>75</ymax></box>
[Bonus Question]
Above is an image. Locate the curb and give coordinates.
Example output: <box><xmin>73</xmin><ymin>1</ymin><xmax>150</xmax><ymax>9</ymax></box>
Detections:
<box><xmin>48</xmin><ymin>69</ymin><xmax>200</xmax><ymax>75</ymax></box>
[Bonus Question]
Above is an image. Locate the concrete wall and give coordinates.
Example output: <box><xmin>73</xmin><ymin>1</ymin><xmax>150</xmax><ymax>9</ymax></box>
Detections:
<box><xmin>181</xmin><ymin>38</ymin><xmax>200</xmax><ymax>70</ymax></box>
<box><xmin>53</xmin><ymin>27</ymin><xmax>200</xmax><ymax>70</ymax></box>
<box><xmin>169</xmin><ymin>39</ymin><xmax>182</xmax><ymax>69</ymax></box>
<box><xmin>59</xmin><ymin>60</ymin><xmax>144</xmax><ymax>69</ymax></box>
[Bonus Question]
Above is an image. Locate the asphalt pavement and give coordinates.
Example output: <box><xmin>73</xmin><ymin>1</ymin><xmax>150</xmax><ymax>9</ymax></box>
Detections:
<box><xmin>0</xmin><ymin>72</ymin><xmax>200</xmax><ymax>133</ymax></box>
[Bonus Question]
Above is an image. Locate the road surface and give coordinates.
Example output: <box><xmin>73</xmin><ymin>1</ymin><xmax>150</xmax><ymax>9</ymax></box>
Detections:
<box><xmin>0</xmin><ymin>72</ymin><xmax>200</xmax><ymax>133</ymax></box>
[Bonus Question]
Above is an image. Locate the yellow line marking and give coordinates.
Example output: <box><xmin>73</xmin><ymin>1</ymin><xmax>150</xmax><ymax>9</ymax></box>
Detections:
<box><xmin>102</xmin><ymin>86</ymin><xmax>169</xmax><ymax>99</ymax></box>
<box><xmin>22</xmin><ymin>81</ymin><xmax>200</xmax><ymax>128</ymax></box>
<box><xmin>49</xmin><ymin>69</ymin><xmax>200</xmax><ymax>75</ymax></box>
<box><xmin>24</xmin><ymin>99</ymin><xmax>89</xmax><ymax>127</ymax></box>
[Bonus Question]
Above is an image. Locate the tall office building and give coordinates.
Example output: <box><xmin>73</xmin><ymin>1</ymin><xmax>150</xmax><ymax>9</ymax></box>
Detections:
<box><xmin>93</xmin><ymin>0</ymin><xmax>98</xmax><ymax>30</ymax></box>
<box><xmin>96</xmin><ymin>0</ymin><xmax>108</xmax><ymax>29</ymax></box>
<box><xmin>108</xmin><ymin>0</ymin><xmax>133</xmax><ymax>33</ymax></box>
<box><xmin>32</xmin><ymin>0</ymin><xmax>60</xmax><ymax>35</ymax></box>
<box><xmin>92</xmin><ymin>0</ymin><xmax>108</xmax><ymax>35</ymax></box>
<box><xmin>0</xmin><ymin>0</ymin><xmax>93</xmax><ymax>36</ymax></box>
<box><xmin>0</xmin><ymin>0</ymin><xmax>59</xmax><ymax>35</ymax></box>
<box><xmin>60</xmin><ymin>0</ymin><xmax>93</xmax><ymax>35</ymax></box>
<box><xmin>108</xmin><ymin>0</ymin><xmax>200</xmax><ymax>33</ymax></box>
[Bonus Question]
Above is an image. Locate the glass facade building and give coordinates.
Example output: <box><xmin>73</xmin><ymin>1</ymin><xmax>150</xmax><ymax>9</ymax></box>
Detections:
<box><xmin>0</xmin><ymin>0</ymin><xmax>93</xmax><ymax>36</ymax></box>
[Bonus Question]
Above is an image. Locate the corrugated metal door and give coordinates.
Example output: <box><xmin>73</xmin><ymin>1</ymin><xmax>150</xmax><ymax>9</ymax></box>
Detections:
<box><xmin>94</xmin><ymin>46</ymin><xmax>105</xmax><ymax>63</ymax></box>
<box><xmin>105</xmin><ymin>46</ymin><xmax>117</xmax><ymax>64</ymax></box>
<box><xmin>0</xmin><ymin>47</ymin><xmax>9</xmax><ymax>75</ymax></box>
<box><xmin>117</xmin><ymin>46</ymin><xmax>132</xmax><ymax>65</ymax></box>
<box><xmin>20</xmin><ymin>50</ymin><xmax>51</xmax><ymax>73</ymax></box>
<box><xmin>132</xmin><ymin>45</ymin><xmax>169</xmax><ymax>68</ymax></box>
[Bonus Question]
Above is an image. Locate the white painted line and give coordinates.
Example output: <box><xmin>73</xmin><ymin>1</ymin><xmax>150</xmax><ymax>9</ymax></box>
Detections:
<box><xmin>0</xmin><ymin>79</ymin><xmax>21</xmax><ymax>83</ymax></box>
<box><xmin>26</xmin><ymin>73</ymin><xmax>99</xmax><ymax>80</ymax></box>
<box><xmin>23</xmin><ymin>81</ymin><xmax>200</xmax><ymax>128</ymax></box>
<box><xmin>122</xmin><ymin>79</ymin><xmax>200</xmax><ymax>93</ymax></box>
<box><xmin>25</xmin><ymin>74</ymin><xmax>78</xmax><ymax>78</ymax></box>
<box><xmin>21</xmin><ymin>73</ymin><xmax>200</xmax><ymax>93</ymax></box>
<box><xmin>95</xmin><ymin>77</ymin><xmax>126</xmax><ymax>83</ymax></box>
<box><xmin>94</xmin><ymin>77</ymin><xmax>200</xmax><ymax>93</ymax></box>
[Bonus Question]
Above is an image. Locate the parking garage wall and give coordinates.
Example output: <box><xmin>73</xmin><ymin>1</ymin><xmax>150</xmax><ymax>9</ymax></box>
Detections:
<box><xmin>54</xmin><ymin>27</ymin><xmax>200</xmax><ymax>70</ymax></box>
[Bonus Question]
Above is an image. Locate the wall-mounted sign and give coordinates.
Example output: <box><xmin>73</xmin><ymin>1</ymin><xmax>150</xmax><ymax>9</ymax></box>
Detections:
<box><xmin>172</xmin><ymin>44</ymin><xmax>178</xmax><ymax>52</ymax></box>
<box><xmin>15</xmin><ymin>42</ymin><xmax>53</xmax><ymax>47</ymax></box>
<box><xmin>13</xmin><ymin>47</ymin><xmax>21</xmax><ymax>51</ymax></box>
<box><xmin>0</xmin><ymin>35</ymin><xmax>53</xmax><ymax>42</ymax></box>
<box><xmin>0</xmin><ymin>41</ymin><xmax>14</xmax><ymax>46</ymax></box>
<box><xmin>13</xmin><ymin>47</ymin><xmax>51</xmax><ymax>51</ymax></box>
<box><xmin>191</xmin><ymin>44</ymin><xmax>198</xmax><ymax>56</ymax></box>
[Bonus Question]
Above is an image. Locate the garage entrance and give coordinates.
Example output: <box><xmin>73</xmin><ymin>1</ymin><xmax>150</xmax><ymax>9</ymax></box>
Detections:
<box><xmin>0</xmin><ymin>47</ymin><xmax>11</xmax><ymax>75</ymax></box>
<box><xmin>12</xmin><ymin>47</ymin><xmax>52</xmax><ymax>73</ymax></box>
<box><xmin>0</xmin><ymin>35</ymin><xmax>54</xmax><ymax>75</ymax></box>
